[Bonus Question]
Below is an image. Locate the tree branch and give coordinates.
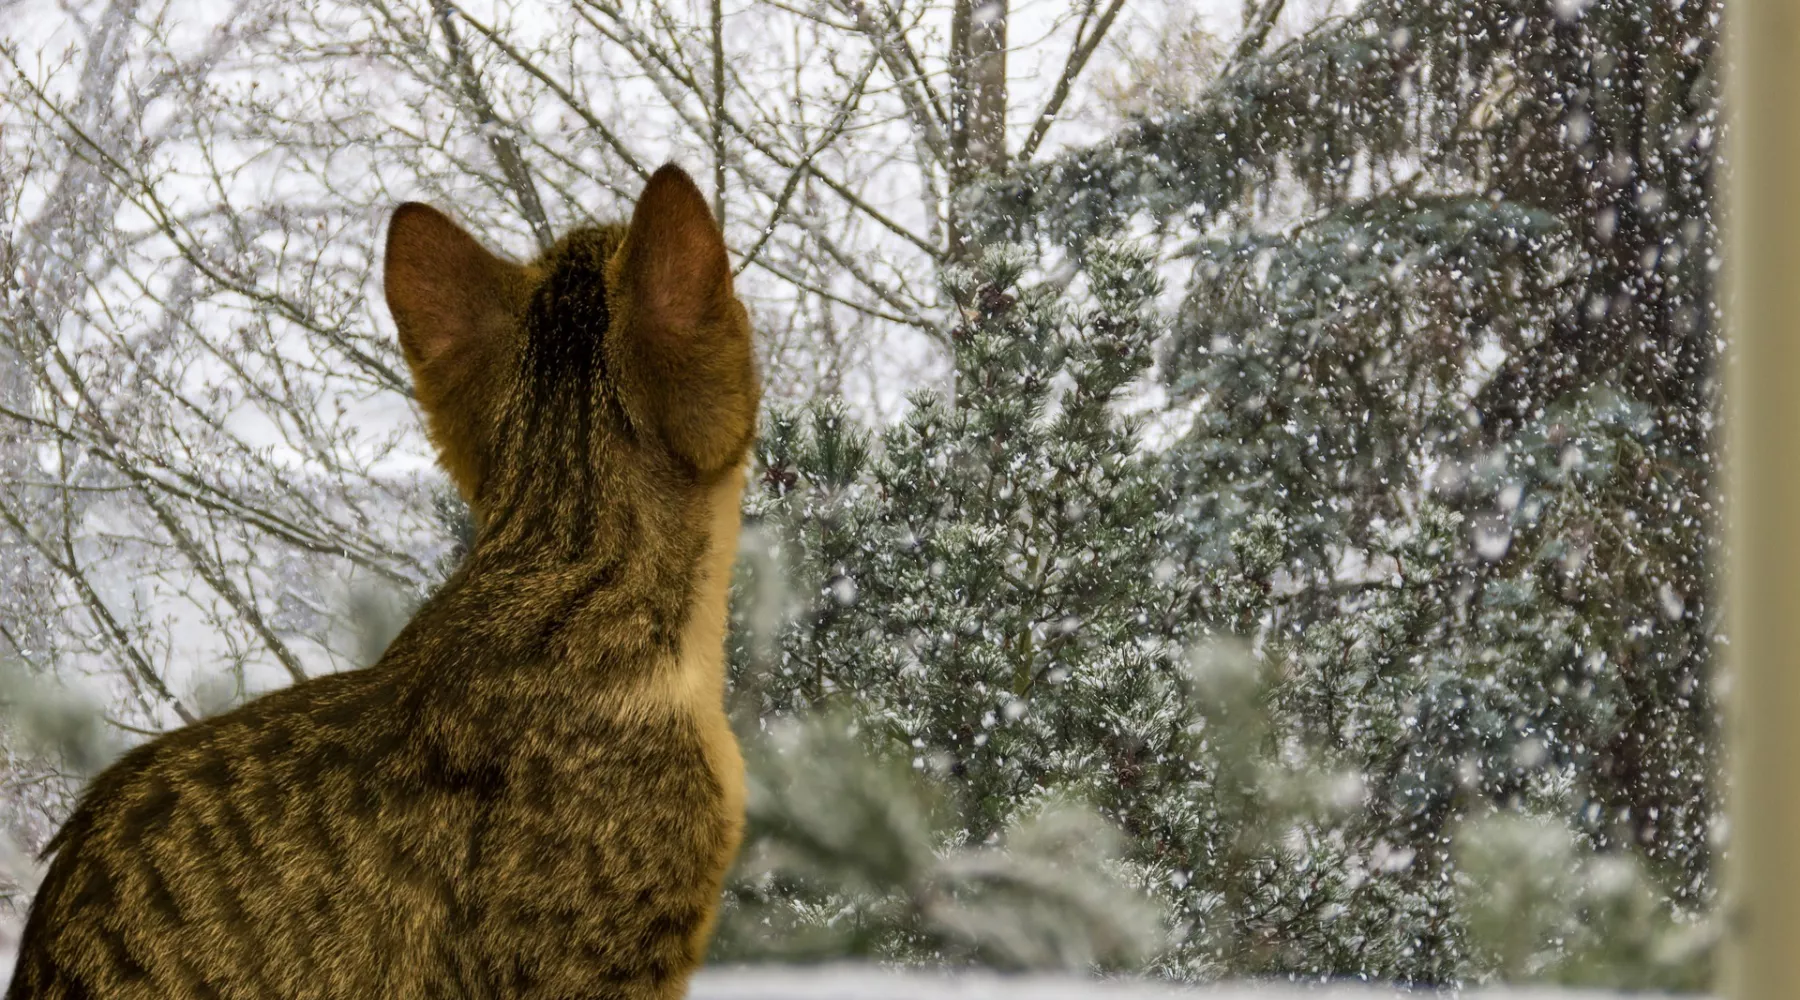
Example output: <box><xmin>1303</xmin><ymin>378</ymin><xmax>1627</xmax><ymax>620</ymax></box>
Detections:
<box><xmin>712</xmin><ymin>0</ymin><xmax>728</xmax><ymax>224</ymax></box>
<box><xmin>428</xmin><ymin>0</ymin><xmax>555</xmax><ymax>251</ymax></box>
<box><xmin>1019</xmin><ymin>0</ymin><xmax>1127</xmax><ymax>162</ymax></box>
<box><xmin>737</xmin><ymin>52</ymin><xmax>881</xmax><ymax>273</ymax></box>
<box><xmin>834</xmin><ymin>0</ymin><xmax>952</xmax><ymax>165</ymax></box>
<box><xmin>0</xmin><ymin>498</ymin><xmax>197</xmax><ymax>726</ymax></box>
<box><xmin>447</xmin><ymin>2</ymin><xmax>650</xmax><ymax>182</ymax></box>
<box><xmin>577</xmin><ymin>0</ymin><xmax>940</xmax><ymax>259</ymax></box>
<box><xmin>1219</xmin><ymin>0</ymin><xmax>1287</xmax><ymax>79</ymax></box>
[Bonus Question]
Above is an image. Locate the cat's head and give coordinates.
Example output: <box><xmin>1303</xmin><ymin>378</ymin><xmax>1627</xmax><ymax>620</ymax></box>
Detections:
<box><xmin>383</xmin><ymin>165</ymin><xmax>758</xmax><ymax>547</ymax></box>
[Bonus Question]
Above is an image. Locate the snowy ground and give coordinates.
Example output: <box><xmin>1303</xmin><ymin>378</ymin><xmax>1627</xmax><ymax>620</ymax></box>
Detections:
<box><xmin>0</xmin><ymin>942</ymin><xmax>1699</xmax><ymax>992</ymax></box>
<box><xmin>0</xmin><ymin>957</ymin><xmax>1705</xmax><ymax>997</ymax></box>
<box><xmin>688</xmin><ymin>966</ymin><xmax>1702</xmax><ymax>999</ymax></box>
<box><xmin>0</xmin><ymin>948</ymin><xmax>1702</xmax><ymax>997</ymax></box>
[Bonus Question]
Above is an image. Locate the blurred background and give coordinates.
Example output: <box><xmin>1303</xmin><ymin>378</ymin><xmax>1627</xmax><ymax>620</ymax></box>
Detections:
<box><xmin>0</xmin><ymin>0</ymin><xmax>1720</xmax><ymax>992</ymax></box>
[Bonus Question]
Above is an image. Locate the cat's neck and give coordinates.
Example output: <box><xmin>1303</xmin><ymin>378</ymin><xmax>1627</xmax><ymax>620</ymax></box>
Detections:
<box><xmin>399</xmin><ymin>465</ymin><xmax>746</xmax><ymax>681</ymax></box>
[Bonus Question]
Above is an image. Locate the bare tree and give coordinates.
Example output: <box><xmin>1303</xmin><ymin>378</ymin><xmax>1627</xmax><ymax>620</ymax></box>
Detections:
<box><xmin>0</xmin><ymin>0</ymin><xmax>1170</xmax><ymax>916</ymax></box>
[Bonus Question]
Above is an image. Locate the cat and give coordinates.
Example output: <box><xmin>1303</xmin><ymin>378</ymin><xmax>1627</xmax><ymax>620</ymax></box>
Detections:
<box><xmin>6</xmin><ymin>163</ymin><xmax>758</xmax><ymax>1000</ymax></box>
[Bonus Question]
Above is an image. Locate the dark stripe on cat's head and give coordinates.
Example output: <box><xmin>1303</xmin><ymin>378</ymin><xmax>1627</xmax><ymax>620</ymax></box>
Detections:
<box><xmin>520</xmin><ymin>228</ymin><xmax>621</xmax><ymax>400</ymax></box>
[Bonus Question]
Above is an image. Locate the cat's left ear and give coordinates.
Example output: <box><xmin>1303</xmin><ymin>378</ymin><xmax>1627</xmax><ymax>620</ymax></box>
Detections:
<box><xmin>384</xmin><ymin>203</ymin><xmax>524</xmax><ymax>500</ymax></box>
<box><xmin>385</xmin><ymin>203</ymin><xmax>522</xmax><ymax>375</ymax></box>
<box><xmin>607</xmin><ymin>164</ymin><xmax>759</xmax><ymax>474</ymax></box>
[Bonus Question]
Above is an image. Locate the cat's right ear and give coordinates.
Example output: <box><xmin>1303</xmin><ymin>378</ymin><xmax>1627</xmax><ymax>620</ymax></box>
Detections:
<box><xmin>608</xmin><ymin>166</ymin><xmax>758</xmax><ymax>474</ymax></box>
<box><xmin>384</xmin><ymin>203</ymin><xmax>522</xmax><ymax>500</ymax></box>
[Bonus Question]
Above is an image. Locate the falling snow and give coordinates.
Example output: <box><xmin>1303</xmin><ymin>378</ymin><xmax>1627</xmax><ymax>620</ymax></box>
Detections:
<box><xmin>1</xmin><ymin>0</ymin><xmax>1720</xmax><ymax>994</ymax></box>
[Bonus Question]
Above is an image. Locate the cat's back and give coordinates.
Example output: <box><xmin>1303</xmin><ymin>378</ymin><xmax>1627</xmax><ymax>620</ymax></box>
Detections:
<box><xmin>4</xmin><ymin>662</ymin><xmax>457</xmax><ymax>1000</ymax></box>
<box><xmin>422</xmin><ymin>638</ymin><xmax>745</xmax><ymax>997</ymax></box>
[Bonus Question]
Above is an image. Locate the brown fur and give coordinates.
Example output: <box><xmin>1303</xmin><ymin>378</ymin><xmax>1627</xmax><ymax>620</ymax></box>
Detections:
<box><xmin>6</xmin><ymin>164</ymin><xmax>759</xmax><ymax>1000</ymax></box>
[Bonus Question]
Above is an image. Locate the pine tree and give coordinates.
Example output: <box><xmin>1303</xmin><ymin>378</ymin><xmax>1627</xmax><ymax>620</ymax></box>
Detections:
<box><xmin>969</xmin><ymin>0</ymin><xmax>1719</xmax><ymax>984</ymax></box>
<box><xmin>719</xmin><ymin>242</ymin><xmax>1187</xmax><ymax>967</ymax></box>
<box><xmin>719</xmin><ymin>0</ymin><xmax>1721</xmax><ymax>985</ymax></box>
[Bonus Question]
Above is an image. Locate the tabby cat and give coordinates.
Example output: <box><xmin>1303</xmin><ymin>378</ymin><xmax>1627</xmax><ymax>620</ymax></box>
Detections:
<box><xmin>6</xmin><ymin>163</ymin><xmax>757</xmax><ymax>1000</ymax></box>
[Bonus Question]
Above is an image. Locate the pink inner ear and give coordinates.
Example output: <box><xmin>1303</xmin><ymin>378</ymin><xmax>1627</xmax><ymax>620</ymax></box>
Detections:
<box><xmin>625</xmin><ymin>166</ymin><xmax>731</xmax><ymax>334</ymax></box>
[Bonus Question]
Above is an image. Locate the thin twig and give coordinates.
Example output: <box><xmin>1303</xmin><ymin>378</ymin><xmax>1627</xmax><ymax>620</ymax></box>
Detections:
<box><xmin>737</xmin><ymin>52</ymin><xmax>881</xmax><ymax>273</ymax></box>
<box><xmin>712</xmin><ymin>0</ymin><xmax>728</xmax><ymax>223</ymax></box>
<box><xmin>577</xmin><ymin>0</ymin><xmax>940</xmax><ymax>258</ymax></box>
<box><xmin>0</xmin><ymin>499</ymin><xmax>196</xmax><ymax>725</ymax></box>
<box><xmin>833</xmin><ymin>0</ymin><xmax>951</xmax><ymax>165</ymax></box>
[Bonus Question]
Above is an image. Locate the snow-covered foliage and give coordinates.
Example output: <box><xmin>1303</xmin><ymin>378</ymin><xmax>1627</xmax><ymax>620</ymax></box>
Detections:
<box><xmin>719</xmin><ymin>234</ymin><xmax>1714</xmax><ymax>988</ymax></box>
<box><xmin>687</xmin><ymin>965</ymin><xmax>1694</xmax><ymax>999</ymax></box>
<box><xmin>710</xmin><ymin>0</ymin><xmax>1721</xmax><ymax>989</ymax></box>
<box><xmin>1</xmin><ymin>0</ymin><xmax>1721</xmax><ymax>993</ymax></box>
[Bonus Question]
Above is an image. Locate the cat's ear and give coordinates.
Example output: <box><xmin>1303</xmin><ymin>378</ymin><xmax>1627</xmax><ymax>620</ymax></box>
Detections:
<box><xmin>608</xmin><ymin>164</ymin><xmax>758</xmax><ymax>473</ymax></box>
<box><xmin>384</xmin><ymin>203</ymin><xmax>523</xmax><ymax>499</ymax></box>
<box><xmin>384</xmin><ymin>203</ymin><xmax>522</xmax><ymax>375</ymax></box>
